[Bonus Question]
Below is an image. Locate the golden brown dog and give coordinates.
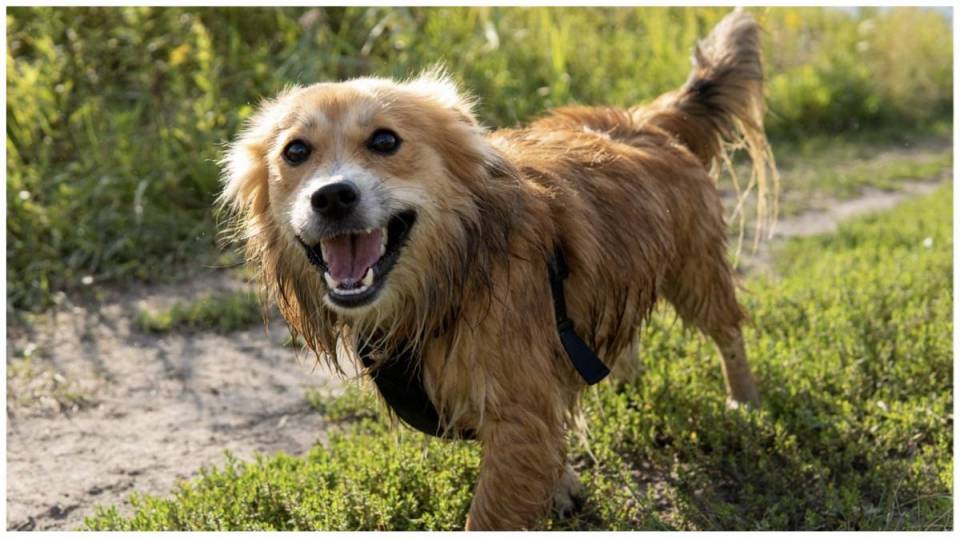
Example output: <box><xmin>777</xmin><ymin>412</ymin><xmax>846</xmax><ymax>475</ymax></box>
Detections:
<box><xmin>220</xmin><ymin>10</ymin><xmax>777</xmax><ymax>530</ymax></box>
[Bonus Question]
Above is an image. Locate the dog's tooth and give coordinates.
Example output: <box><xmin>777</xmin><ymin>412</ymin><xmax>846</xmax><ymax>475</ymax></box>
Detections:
<box><xmin>341</xmin><ymin>283</ymin><xmax>369</xmax><ymax>295</ymax></box>
<box><xmin>323</xmin><ymin>272</ymin><xmax>338</xmax><ymax>290</ymax></box>
<box><xmin>362</xmin><ymin>267</ymin><xmax>375</xmax><ymax>287</ymax></box>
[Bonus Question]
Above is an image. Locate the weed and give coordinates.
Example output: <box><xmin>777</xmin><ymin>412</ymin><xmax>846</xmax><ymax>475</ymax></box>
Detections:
<box><xmin>6</xmin><ymin>356</ymin><xmax>96</xmax><ymax>416</ymax></box>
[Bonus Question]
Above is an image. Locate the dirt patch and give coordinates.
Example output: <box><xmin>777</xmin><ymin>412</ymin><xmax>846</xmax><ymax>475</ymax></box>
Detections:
<box><xmin>735</xmin><ymin>179</ymin><xmax>944</xmax><ymax>274</ymax></box>
<box><xmin>6</xmin><ymin>273</ymin><xmax>353</xmax><ymax>531</ymax></box>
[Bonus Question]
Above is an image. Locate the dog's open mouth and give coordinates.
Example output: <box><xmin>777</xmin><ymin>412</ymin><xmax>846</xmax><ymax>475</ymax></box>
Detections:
<box><xmin>300</xmin><ymin>210</ymin><xmax>416</xmax><ymax>308</ymax></box>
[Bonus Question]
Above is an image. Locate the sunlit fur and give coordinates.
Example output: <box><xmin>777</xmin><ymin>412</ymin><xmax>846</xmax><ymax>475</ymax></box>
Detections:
<box><xmin>220</xmin><ymin>10</ymin><xmax>777</xmax><ymax>530</ymax></box>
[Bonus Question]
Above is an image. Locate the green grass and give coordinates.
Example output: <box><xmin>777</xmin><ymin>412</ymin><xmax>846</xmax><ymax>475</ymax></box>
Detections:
<box><xmin>7</xmin><ymin>6</ymin><xmax>953</xmax><ymax>311</ymax></box>
<box><xmin>134</xmin><ymin>289</ymin><xmax>263</xmax><ymax>334</ymax></box>
<box><xmin>83</xmin><ymin>185</ymin><xmax>952</xmax><ymax>530</ymax></box>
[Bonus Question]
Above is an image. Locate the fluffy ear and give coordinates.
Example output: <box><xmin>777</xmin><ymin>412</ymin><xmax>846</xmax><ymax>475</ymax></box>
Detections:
<box><xmin>403</xmin><ymin>65</ymin><xmax>482</xmax><ymax>127</ymax></box>
<box><xmin>397</xmin><ymin>66</ymin><xmax>520</xmax><ymax>184</ymax></box>
<box><xmin>218</xmin><ymin>88</ymin><xmax>298</xmax><ymax>236</ymax></box>
<box><xmin>219</xmin><ymin>133</ymin><xmax>269</xmax><ymax>231</ymax></box>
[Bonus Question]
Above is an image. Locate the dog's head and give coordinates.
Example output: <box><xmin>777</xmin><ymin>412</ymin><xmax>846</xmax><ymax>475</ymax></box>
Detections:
<box><xmin>221</xmin><ymin>71</ymin><xmax>516</xmax><ymax>353</ymax></box>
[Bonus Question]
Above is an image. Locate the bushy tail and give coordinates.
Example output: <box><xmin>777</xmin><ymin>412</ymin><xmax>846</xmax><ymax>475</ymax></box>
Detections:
<box><xmin>635</xmin><ymin>9</ymin><xmax>779</xmax><ymax>248</ymax></box>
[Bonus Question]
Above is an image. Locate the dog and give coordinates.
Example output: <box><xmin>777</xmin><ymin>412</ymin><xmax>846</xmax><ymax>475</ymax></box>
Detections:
<box><xmin>220</xmin><ymin>9</ymin><xmax>776</xmax><ymax>530</ymax></box>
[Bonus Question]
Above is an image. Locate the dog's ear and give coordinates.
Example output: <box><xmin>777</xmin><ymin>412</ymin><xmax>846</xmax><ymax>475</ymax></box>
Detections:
<box><xmin>218</xmin><ymin>89</ymin><xmax>298</xmax><ymax>232</ymax></box>
<box><xmin>405</xmin><ymin>66</ymin><xmax>482</xmax><ymax>128</ymax></box>
<box><xmin>401</xmin><ymin>67</ymin><xmax>519</xmax><ymax>183</ymax></box>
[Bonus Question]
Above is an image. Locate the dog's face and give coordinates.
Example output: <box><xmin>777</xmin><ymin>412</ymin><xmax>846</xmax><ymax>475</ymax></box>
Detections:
<box><xmin>223</xmin><ymin>73</ymin><xmax>500</xmax><ymax>320</ymax></box>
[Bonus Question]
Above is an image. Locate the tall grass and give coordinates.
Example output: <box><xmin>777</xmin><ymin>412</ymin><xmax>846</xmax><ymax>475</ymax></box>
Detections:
<box><xmin>6</xmin><ymin>7</ymin><xmax>953</xmax><ymax>310</ymax></box>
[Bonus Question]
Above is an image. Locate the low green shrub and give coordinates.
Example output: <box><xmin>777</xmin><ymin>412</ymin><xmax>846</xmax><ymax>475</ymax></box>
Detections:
<box><xmin>134</xmin><ymin>289</ymin><xmax>262</xmax><ymax>334</ymax></box>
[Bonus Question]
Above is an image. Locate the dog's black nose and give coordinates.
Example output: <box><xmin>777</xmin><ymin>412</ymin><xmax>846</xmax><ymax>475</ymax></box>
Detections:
<box><xmin>311</xmin><ymin>181</ymin><xmax>360</xmax><ymax>220</ymax></box>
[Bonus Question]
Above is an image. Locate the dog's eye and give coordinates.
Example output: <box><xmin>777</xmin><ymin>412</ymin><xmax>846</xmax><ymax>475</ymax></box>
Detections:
<box><xmin>282</xmin><ymin>140</ymin><xmax>311</xmax><ymax>165</ymax></box>
<box><xmin>367</xmin><ymin>129</ymin><xmax>401</xmax><ymax>155</ymax></box>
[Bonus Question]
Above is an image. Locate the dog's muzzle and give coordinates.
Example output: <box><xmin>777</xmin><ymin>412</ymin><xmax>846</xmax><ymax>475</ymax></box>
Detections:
<box><xmin>297</xmin><ymin>209</ymin><xmax>417</xmax><ymax>309</ymax></box>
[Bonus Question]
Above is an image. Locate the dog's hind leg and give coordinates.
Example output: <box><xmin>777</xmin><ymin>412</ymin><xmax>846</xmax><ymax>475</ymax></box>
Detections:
<box><xmin>552</xmin><ymin>462</ymin><xmax>584</xmax><ymax>518</ymax></box>
<box><xmin>662</xmin><ymin>236</ymin><xmax>760</xmax><ymax>407</ymax></box>
<box><xmin>712</xmin><ymin>325</ymin><xmax>759</xmax><ymax>408</ymax></box>
<box><xmin>609</xmin><ymin>336</ymin><xmax>643</xmax><ymax>383</ymax></box>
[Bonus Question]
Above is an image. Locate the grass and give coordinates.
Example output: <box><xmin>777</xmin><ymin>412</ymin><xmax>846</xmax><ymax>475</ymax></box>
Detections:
<box><xmin>134</xmin><ymin>289</ymin><xmax>263</xmax><ymax>334</ymax></box>
<box><xmin>7</xmin><ymin>6</ymin><xmax>953</xmax><ymax>311</ymax></box>
<box><xmin>83</xmin><ymin>184</ymin><xmax>952</xmax><ymax>530</ymax></box>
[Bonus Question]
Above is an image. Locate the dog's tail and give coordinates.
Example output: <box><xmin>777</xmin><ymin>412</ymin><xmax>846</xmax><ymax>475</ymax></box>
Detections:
<box><xmin>635</xmin><ymin>8</ymin><xmax>779</xmax><ymax>245</ymax></box>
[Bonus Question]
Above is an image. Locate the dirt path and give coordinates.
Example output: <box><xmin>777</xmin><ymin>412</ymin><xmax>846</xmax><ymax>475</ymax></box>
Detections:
<box><xmin>735</xmin><ymin>179</ymin><xmax>945</xmax><ymax>274</ymax></box>
<box><xmin>5</xmin><ymin>175</ymin><xmax>949</xmax><ymax>531</ymax></box>
<box><xmin>6</xmin><ymin>275</ymin><xmax>351</xmax><ymax>530</ymax></box>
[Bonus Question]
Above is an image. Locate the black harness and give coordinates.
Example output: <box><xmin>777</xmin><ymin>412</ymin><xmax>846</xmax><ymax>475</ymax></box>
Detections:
<box><xmin>358</xmin><ymin>247</ymin><xmax>610</xmax><ymax>439</ymax></box>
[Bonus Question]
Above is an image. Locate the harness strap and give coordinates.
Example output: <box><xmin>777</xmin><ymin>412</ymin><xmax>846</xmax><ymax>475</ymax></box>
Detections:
<box><xmin>547</xmin><ymin>247</ymin><xmax>611</xmax><ymax>385</ymax></box>
<box><xmin>358</xmin><ymin>339</ymin><xmax>476</xmax><ymax>440</ymax></box>
<box><xmin>359</xmin><ymin>245</ymin><xmax>609</xmax><ymax>439</ymax></box>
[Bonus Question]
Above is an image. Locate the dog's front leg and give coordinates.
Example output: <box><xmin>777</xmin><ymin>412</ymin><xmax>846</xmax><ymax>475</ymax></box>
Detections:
<box><xmin>465</xmin><ymin>405</ymin><xmax>566</xmax><ymax>530</ymax></box>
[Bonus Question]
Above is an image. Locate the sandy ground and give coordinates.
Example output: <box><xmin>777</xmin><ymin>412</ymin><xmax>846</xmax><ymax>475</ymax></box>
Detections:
<box><xmin>5</xmin><ymin>171</ymin><xmax>948</xmax><ymax>530</ymax></box>
<box><xmin>6</xmin><ymin>275</ymin><xmax>351</xmax><ymax>530</ymax></box>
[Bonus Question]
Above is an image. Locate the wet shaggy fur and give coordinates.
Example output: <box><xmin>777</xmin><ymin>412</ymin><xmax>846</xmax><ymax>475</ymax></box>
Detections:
<box><xmin>220</xmin><ymin>10</ymin><xmax>777</xmax><ymax>530</ymax></box>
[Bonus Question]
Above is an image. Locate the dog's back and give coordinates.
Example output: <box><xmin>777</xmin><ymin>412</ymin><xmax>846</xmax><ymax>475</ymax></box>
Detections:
<box><xmin>485</xmin><ymin>9</ymin><xmax>775</xmax><ymax>394</ymax></box>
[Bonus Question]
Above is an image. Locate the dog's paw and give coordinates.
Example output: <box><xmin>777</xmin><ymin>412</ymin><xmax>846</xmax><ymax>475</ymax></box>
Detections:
<box><xmin>552</xmin><ymin>464</ymin><xmax>584</xmax><ymax>519</ymax></box>
<box><xmin>725</xmin><ymin>395</ymin><xmax>760</xmax><ymax>411</ymax></box>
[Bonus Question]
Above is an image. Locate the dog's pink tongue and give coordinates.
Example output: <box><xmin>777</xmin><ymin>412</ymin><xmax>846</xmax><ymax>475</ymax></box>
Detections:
<box><xmin>321</xmin><ymin>229</ymin><xmax>383</xmax><ymax>283</ymax></box>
